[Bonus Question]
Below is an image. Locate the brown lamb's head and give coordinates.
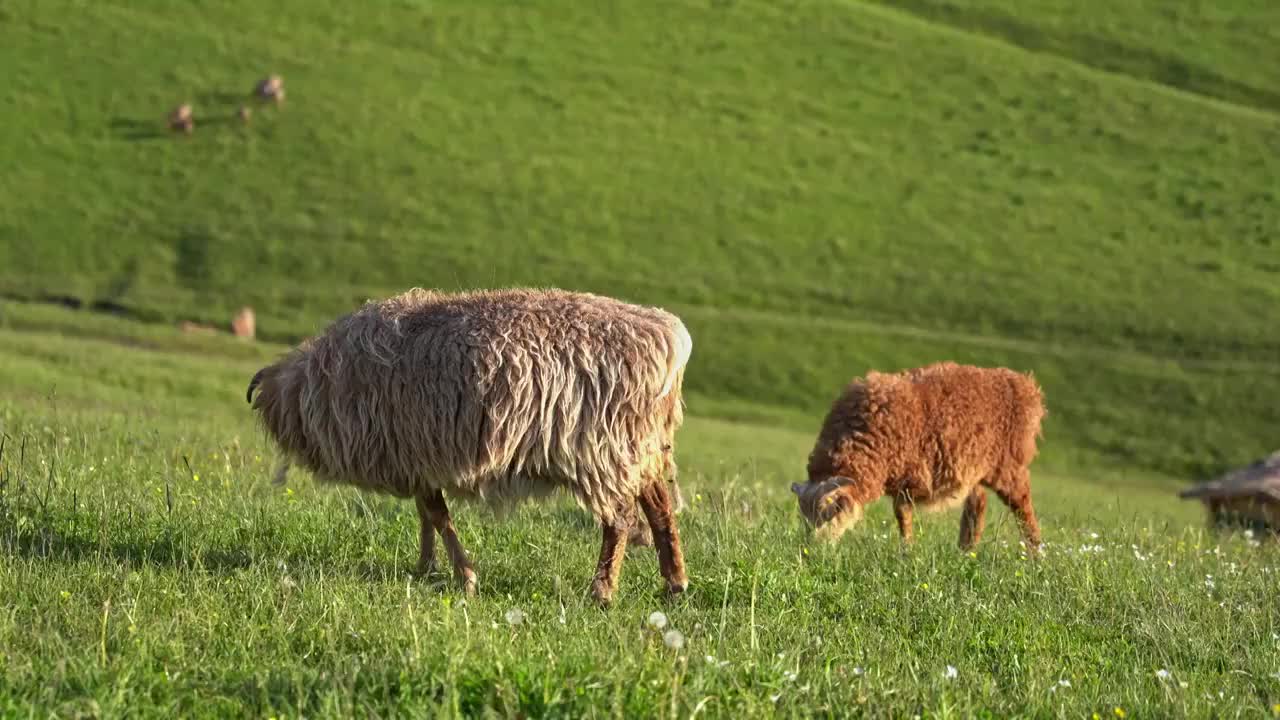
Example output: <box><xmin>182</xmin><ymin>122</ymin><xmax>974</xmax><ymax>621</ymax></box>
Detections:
<box><xmin>791</xmin><ymin>476</ymin><xmax>865</xmax><ymax>542</ymax></box>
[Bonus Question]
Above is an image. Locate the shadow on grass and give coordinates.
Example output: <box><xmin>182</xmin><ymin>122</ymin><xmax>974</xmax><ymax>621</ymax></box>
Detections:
<box><xmin>109</xmin><ymin>110</ymin><xmax>253</xmax><ymax>142</ymax></box>
<box><xmin>108</xmin><ymin>117</ymin><xmax>169</xmax><ymax>142</ymax></box>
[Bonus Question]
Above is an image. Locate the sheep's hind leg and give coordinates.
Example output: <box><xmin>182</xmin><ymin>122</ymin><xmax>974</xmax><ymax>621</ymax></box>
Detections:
<box><xmin>423</xmin><ymin>491</ymin><xmax>478</xmax><ymax>595</ymax></box>
<box><xmin>412</xmin><ymin>494</ymin><xmax>438</xmax><ymax>577</ymax></box>
<box><xmin>628</xmin><ymin>479</ymin><xmax>686</xmax><ymax>548</ymax></box>
<box><xmin>591</xmin><ymin>502</ymin><xmax>635</xmax><ymax>606</ymax></box>
<box><xmin>958</xmin><ymin>487</ymin><xmax>987</xmax><ymax>551</ymax></box>
<box><xmin>991</xmin><ymin>467</ymin><xmax>1042</xmax><ymax>556</ymax></box>
<box><xmin>638</xmin><ymin>479</ymin><xmax>688</xmax><ymax>595</ymax></box>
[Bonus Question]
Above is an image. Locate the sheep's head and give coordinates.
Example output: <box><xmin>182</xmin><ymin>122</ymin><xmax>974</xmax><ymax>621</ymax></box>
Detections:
<box><xmin>791</xmin><ymin>477</ymin><xmax>864</xmax><ymax>542</ymax></box>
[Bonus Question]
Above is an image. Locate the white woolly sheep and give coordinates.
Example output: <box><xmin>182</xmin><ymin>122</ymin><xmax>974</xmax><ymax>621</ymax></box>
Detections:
<box><xmin>246</xmin><ymin>287</ymin><xmax>693</xmax><ymax>604</ymax></box>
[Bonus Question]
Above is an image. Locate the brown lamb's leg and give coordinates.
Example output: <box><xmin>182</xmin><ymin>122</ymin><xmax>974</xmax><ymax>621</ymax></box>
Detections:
<box><xmin>591</xmin><ymin>502</ymin><xmax>636</xmax><ymax>606</ymax></box>
<box><xmin>638</xmin><ymin>479</ymin><xmax>688</xmax><ymax>595</ymax></box>
<box><xmin>893</xmin><ymin>495</ymin><xmax>915</xmax><ymax>545</ymax></box>
<box><xmin>991</xmin><ymin>467</ymin><xmax>1042</xmax><ymax>555</ymax></box>
<box><xmin>413</xmin><ymin>494</ymin><xmax>438</xmax><ymax>577</ymax></box>
<box><xmin>422</xmin><ymin>490</ymin><xmax>478</xmax><ymax>595</ymax></box>
<box><xmin>958</xmin><ymin>486</ymin><xmax>988</xmax><ymax>551</ymax></box>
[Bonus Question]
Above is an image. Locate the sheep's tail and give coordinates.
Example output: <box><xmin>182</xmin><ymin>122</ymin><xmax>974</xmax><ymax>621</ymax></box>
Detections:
<box><xmin>656</xmin><ymin>318</ymin><xmax>693</xmax><ymax>400</ymax></box>
<box><xmin>246</xmin><ymin>367</ymin><xmax>267</xmax><ymax>404</ymax></box>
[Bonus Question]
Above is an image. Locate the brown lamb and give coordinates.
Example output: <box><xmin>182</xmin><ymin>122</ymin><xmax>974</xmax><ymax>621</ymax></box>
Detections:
<box><xmin>246</xmin><ymin>287</ymin><xmax>693</xmax><ymax>605</ymax></box>
<box><xmin>791</xmin><ymin>361</ymin><xmax>1047</xmax><ymax>552</ymax></box>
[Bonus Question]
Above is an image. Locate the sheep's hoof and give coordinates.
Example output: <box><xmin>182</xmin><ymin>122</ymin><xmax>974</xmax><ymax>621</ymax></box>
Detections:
<box><xmin>460</xmin><ymin>569</ymin><xmax>478</xmax><ymax>597</ymax></box>
<box><xmin>590</xmin><ymin>579</ymin><xmax>615</xmax><ymax>607</ymax></box>
<box><xmin>666</xmin><ymin>577</ymin><xmax>688</xmax><ymax>595</ymax></box>
<box><xmin>411</xmin><ymin>561</ymin><xmax>438</xmax><ymax>579</ymax></box>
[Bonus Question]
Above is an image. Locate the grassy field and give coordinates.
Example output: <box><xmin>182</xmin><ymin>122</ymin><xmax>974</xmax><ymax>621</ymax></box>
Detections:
<box><xmin>3</xmin><ymin>0</ymin><xmax>1280</xmax><ymax>715</ymax></box>
<box><xmin>2</xmin><ymin>305</ymin><xmax>1278</xmax><ymax>718</ymax></box>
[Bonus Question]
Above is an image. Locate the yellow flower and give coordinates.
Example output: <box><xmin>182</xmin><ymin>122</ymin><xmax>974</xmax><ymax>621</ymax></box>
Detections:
<box><xmin>1114</xmin><ymin>707</ymin><xmax>1126</xmax><ymax>718</ymax></box>
<box><xmin>192</xmin><ymin>474</ymin><xmax>200</xmax><ymax>482</ymax></box>
<box><xmin>920</xmin><ymin>583</ymin><xmax>929</xmax><ymax>590</ymax></box>
<box><xmin>286</xmin><ymin>487</ymin><xmax>295</xmax><ymax>497</ymax></box>
<box><xmin>802</xmin><ymin>547</ymin><xmax>809</xmax><ymax>556</ymax></box>
<box><xmin>968</xmin><ymin>551</ymin><xmax>977</xmax><ymax>559</ymax></box>
<box><xmin>1272</xmin><ymin>703</ymin><xmax>1280</xmax><ymax>716</ymax></box>
<box><xmin>59</xmin><ymin>591</ymin><xmax>71</xmax><ymax>600</ymax></box>
<box><xmin>1092</xmin><ymin>714</ymin><xmax>1100</xmax><ymax>720</ymax></box>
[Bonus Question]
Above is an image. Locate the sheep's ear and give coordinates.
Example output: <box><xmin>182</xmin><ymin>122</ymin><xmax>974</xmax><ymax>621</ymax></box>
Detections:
<box><xmin>822</xmin><ymin>476</ymin><xmax>858</xmax><ymax>493</ymax></box>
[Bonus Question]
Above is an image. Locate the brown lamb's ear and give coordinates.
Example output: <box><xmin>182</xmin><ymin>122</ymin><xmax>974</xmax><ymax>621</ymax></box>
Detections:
<box><xmin>816</xmin><ymin>476</ymin><xmax>857</xmax><ymax>521</ymax></box>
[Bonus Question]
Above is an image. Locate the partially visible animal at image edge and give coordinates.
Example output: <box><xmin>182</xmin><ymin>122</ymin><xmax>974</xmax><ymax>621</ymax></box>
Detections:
<box><xmin>246</xmin><ymin>287</ymin><xmax>692</xmax><ymax>605</ymax></box>
<box><xmin>792</xmin><ymin>361</ymin><xmax>1047</xmax><ymax>552</ymax></box>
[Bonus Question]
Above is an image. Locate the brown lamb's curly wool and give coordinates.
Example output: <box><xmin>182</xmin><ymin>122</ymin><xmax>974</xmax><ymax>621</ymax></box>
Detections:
<box><xmin>246</xmin><ymin>287</ymin><xmax>693</xmax><ymax>605</ymax></box>
<box><xmin>791</xmin><ymin>362</ymin><xmax>1047</xmax><ymax>552</ymax></box>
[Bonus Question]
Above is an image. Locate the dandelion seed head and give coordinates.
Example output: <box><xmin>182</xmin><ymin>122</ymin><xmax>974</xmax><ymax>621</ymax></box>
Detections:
<box><xmin>647</xmin><ymin>611</ymin><xmax>668</xmax><ymax>630</ymax></box>
<box><xmin>663</xmin><ymin>629</ymin><xmax>685</xmax><ymax>650</ymax></box>
<box><xmin>504</xmin><ymin>608</ymin><xmax>526</xmax><ymax>626</ymax></box>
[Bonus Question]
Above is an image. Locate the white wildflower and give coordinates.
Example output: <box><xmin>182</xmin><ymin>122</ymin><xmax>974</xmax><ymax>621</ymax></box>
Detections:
<box><xmin>1156</xmin><ymin>669</ymin><xmax>1171</xmax><ymax>681</ymax></box>
<box><xmin>852</xmin><ymin>666</ymin><xmax>865</xmax><ymax>676</ymax></box>
<box><xmin>784</xmin><ymin>670</ymin><xmax>798</xmax><ymax>683</ymax></box>
<box><xmin>769</xmin><ymin>693</ymin><xmax>782</xmax><ymax>703</ymax></box>
<box><xmin>504</xmin><ymin>608</ymin><xmax>526</xmax><ymax>626</ymax></box>
<box><xmin>944</xmin><ymin>665</ymin><xmax>958</xmax><ymax>680</ymax></box>
<box><xmin>647</xmin><ymin>611</ymin><xmax>668</xmax><ymax>630</ymax></box>
<box><xmin>663</xmin><ymin>629</ymin><xmax>685</xmax><ymax>650</ymax></box>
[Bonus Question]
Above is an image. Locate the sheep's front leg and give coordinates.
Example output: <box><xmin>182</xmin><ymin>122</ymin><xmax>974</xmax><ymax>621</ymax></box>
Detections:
<box><xmin>638</xmin><ymin>479</ymin><xmax>688</xmax><ymax>595</ymax></box>
<box><xmin>958</xmin><ymin>487</ymin><xmax>987</xmax><ymax>551</ymax></box>
<box><xmin>893</xmin><ymin>497</ymin><xmax>914</xmax><ymax>545</ymax></box>
<box><xmin>412</xmin><ymin>494</ymin><xmax>438</xmax><ymax>577</ymax></box>
<box><xmin>422</xmin><ymin>491</ymin><xmax>478</xmax><ymax>595</ymax></box>
<box><xmin>591</xmin><ymin>504</ymin><xmax>635</xmax><ymax>606</ymax></box>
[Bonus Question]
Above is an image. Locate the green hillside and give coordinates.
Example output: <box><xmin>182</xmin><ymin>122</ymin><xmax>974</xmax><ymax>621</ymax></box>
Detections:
<box><xmin>2</xmin><ymin>0</ymin><xmax>1277</xmax><ymax>480</ymax></box>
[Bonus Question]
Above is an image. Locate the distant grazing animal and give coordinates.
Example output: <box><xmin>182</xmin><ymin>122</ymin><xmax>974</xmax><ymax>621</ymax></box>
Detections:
<box><xmin>168</xmin><ymin>104</ymin><xmax>194</xmax><ymax>134</ymax></box>
<box><xmin>254</xmin><ymin>74</ymin><xmax>285</xmax><ymax>105</ymax></box>
<box><xmin>792</xmin><ymin>362</ymin><xmax>1046</xmax><ymax>552</ymax></box>
<box><xmin>246</xmin><ymin>287</ymin><xmax>693</xmax><ymax>605</ymax></box>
